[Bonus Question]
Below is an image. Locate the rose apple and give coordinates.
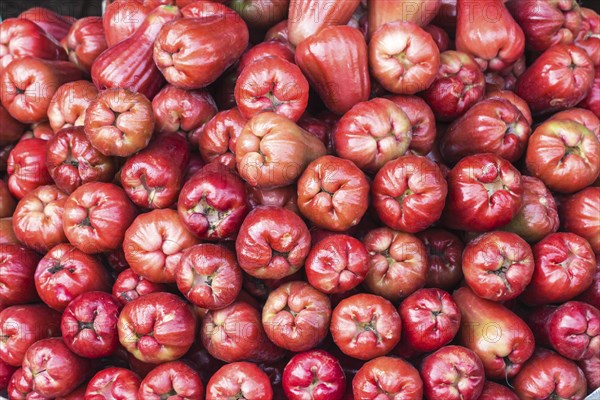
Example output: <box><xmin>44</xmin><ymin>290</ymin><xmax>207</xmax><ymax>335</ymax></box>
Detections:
<box><xmin>235</xmin><ymin>206</ymin><xmax>310</xmax><ymax>280</ymax></box>
<box><xmin>34</xmin><ymin>243</ymin><xmax>112</xmax><ymax>311</ymax></box>
<box><xmin>417</xmin><ymin>229</ymin><xmax>464</xmax><ymax>290</ymax></box>
<box><xmin>386</xmin><ymin>95</ymin><xmax>436</xmax><ymax>155</ymax></box>
<box><xmin>105</xmin><ymin>247</ymin><xmax>130</xmax><ymax>274</ymax></box>
<box><xmin>22</xmin><ymin>338</ymin><xmax>91</xmax><ymax>398</ymax></box>
<box><xmin>234</xmin><ymin>56</ymin><xmax>309</xmax><ymax>122</ymax></box>
<box><xmin>123</xmin><ymin>208</ymin><xmax>198</xmax><ymax>283</ymax></box>
<box><xmin>369</xmin><ymin>0</ymin><xmax>441</xmax><ymax>36</ymax></box>
<box><xmin>502</xmin><ymin>176</ymin><xmax>559</xmax><ymax>243</ymax></box>
<box><xmin>295</xmin><ymin>25</ymin><xmax>369</xmax><ymax>115</ymax></box>
<box><xmin>176</xmin><ymin>243</ymin><xmax>243</xmax><ymax>310</ymax></box>
<box><xmin>462</xmin><ymin>231</ymin><xmax>534</xmax><ymax>301</ymax></box>
<box><xmin>177</xmin><ymin>163</ymin><xmax>248</xmax><ymax>240</ymax></box>
<box><xmin>206</xmin><ymin>362</ymin><xmax>273</xmax><ymax>400</ymax></box>
<box><xmin>0</xmin><ymin>218</ymin><xmax>17</xmax><ymax>244</ymax></box>
<box><xmin>560</xmin><ymin>187</ymin><xmax>600</xmax><ymax>254</ymax></box>
<box><xmin>262</xmin><ymin>281</ymin><xmax>331</xmax><ymax>352</ymax></box>
<box><xmin>0</xmin><ymin>104</ymin><xmax>25</xmax><ymax>146</ymax></box>
<box><xmin>84</xmin><ymin>88</ymin><xmax>154</xmax><ymax>157</ymax></box>
<box><xmin>521</xmin><ymin>232</ymin><xmax>596</xmax><ymax>305</ymax></box>
<box><xmin>333</xmin><ymin>98</ymin><xmax>412</xmax><ymax>172</ymax></box>
<box><xmin>228</xmin><ymin>0</ymin><xmax>288</xmax><ymax>31</ymax></box>
<box><xmin>0</xmin><ymin>244</ymin><xmax>39</xmax><ymax>306</ymax></box>
<box><xmin>454</xmin><ymin>286</ymin><xmax>535</xmax><ymax>379</ymax></box>
<box><xmin>420</xmin><ymin>345</ymin><xmax>485</xmax><ymax>400</ymax></box>
<box><xmin>0</xmin><ymin>359</ymin><xmax>15</xmax><ymax>391</ymax></box>
<box><xmin>47</xmin><ymin>81</ymin><xmax>98</xmax><ymax>134</ymax></box>
<box><xmin>297</xmin><ymin>155</ymin><xmax>369</xmax><ymax>232</ymax></box>
<box><xmin>60</xmin><ymin>291</ymin><xmax>122</xmax><ymax>358</ymax></box>
<box><xmin>85</xmin><ymin>367</ymin><xmax>141</xmax><ymax>399</ymax></box>
<box><xmin>399</xmin><ymin>288</ymin><xmax>460</xmax><ymax>353</ymax></box>
<box><xmin>238</xmin><ymin>41</ymin><xmax>295</xmax><ymax>73</ymax></box>
<box><xmin>282</xmin><ymin>349</ymin><xmax>345</xmax><ymax>400</ymax></box>
<box><xmin>118</xmin><ymin>292</ymin><xmax>197</xmax><ymax>364</ymax></box>
<box><xmin>373</xmin><ymin>154</ymin><xmax>447</xmax><ymax>233</ymax></box>
<box><xmin>139</xmin><ymin>361</ymin><xmax>203</xmax><ymax>400</ymax></box>
<box><xmin>370</xmin><ymin>21</ymin><xmax>439</xmax><ymax>95</ymax></box>
<box><xmin>247</xmin><ymin>185</ymin><xmax>299</xmax><ymax>214</ymax></box>
<box><xmin>287</xmin><ymin>0</ymin><xmax>359</xmax><ymax>46</ymax></box>
<box><xmin>305</xmin><ymin>234</ymin><xmax>369</xmax><ymax>294</ymax></box>
<box><xmin>154</xmin><ymin>12</ymin><xmax>248</xmax><ymax>89</ymax></box>
<box><xmin>575</xmin><ymin>7</ymin><xmax>600</xmax><ymax>66</ymax></box>
<box><xmin>102</xmin><ymin>0</ymin><xmax>150</xmax><ymax>46</ymax></box>
<box><xmin>579</xmin><ymin>356</ymin><xmax>600</xmax><ymax>392</ymax></box>
<box><xmin>0</xmin><ymin>304</ymin><xmax>61</xmax><ymax>366</ymax></box>
<box><xmin>421</xmin><ymin>50</ymin><xmax>485</xmax><ymax>121</ymax></box>
<box><xmin>266</xmin><ymin>19</ymin><xmax>290</xmax><ymax>43</ymax></box>
<box><xmin>576</xmin><ymin>259</ymin><xmax>600</xmax><ymax>309</ymax></box>
<box><xmin>199</xmin><ymin>108</ymin><xmax>246</xmax><ymax>169</ymax></box>
<box><xmin>363</xmin><ymin>228</ymin><xmax>428</xmax><ymax>302</ymax></box>
<box><xmin>484</xmin><ymin>89</ymin><xmax>533</xmax><ymax>125</ymax></box>
<box><xmin>330</xmin><ymin>293</ymin><xmax>401</xmax><ymax>360</ymax></box>
<box><xmin>549</xmin><ymin>107</ymin><xmax>600</xmax><ymax>140</ymax></box>
<box><xmin>353</xmin><ymin>356</ymin><xmax>423</xmax><ymax>400</ymax></box>
<box><xmin>12</xmin><ymin>185</ymin><xmax>68</xmax><ymax>253</ymax></box>
<box><xmin>478</xmin><ymin>382</ymin><xmax>518</xmax><ymax>400</ymax></box>
<box><xmin>7</xmin><ymin>138</ymin><xmax>53</xmax><ymax>199</ymax></box>
<box><xmin>236</xmin><ymin>112</ymin><xmax>326</xmax><ymax>188</ymax></box>
<box><xmin>112</xmin><ymin>268</ymin><xmax>167</xmax><ymax>305</ymax></box>
<box><xmin>513</xmin><ymin>348</ymin><xmax>587</xmax><ymax>400</ymax></box>
<box><xmin>65</xmin><ymin>17</ymin><xmax>107</xmax><ymax>73</ymax></box>
<box><xmin>425</xmin><ymin>24</ymin><xmax>450</xmax><ymax>52</ymax></box>
<box><xmin>18</xmin><ymin>7</ymin><xmax>75</xmax><ymax>42</ymax></box>
<box><xmin>580</xmin><ymin>68</ymin><xmax>600</xmax><ymax>116</ymax></box>
<box><xmin>0</xmin><ymin>57</ymin><xmax>82</xmax><ymax>124</ymax></box>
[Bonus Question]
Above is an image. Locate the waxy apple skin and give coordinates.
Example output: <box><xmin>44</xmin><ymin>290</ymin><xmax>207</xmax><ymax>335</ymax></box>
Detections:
<box><xmin>85</xmin><ymin>367</ymin><xmax>141</xmax><ymax>399</ymax></box>
<box><xmin>206</xmin><ymin>361</ymin><xmax>273</xmax><ymax>400</ymax></box>
<box><xmin>199</xmin><ymin>108</ymin><xmax>246</xmax><ymax>169</ymax></box>
<box><xmin>47</xmin><ymin>80</ymin><xmax>98</xmax><ymax>133</ymax></box>
<box><xmin>288</xmin><ymin>0</ymin><xmax>360</xmax><ymax>46</ymax></box>
<box><xmin>138</xmin><ymin>361</ymin><xmax>204</xmax><ymax>400</ymax></box>
<box><xmin>478</xmin><ymin>381</ymin><xmax>519</xmax><ymax>400</ymax></box>
<box><xmin>7</xmin><ymin>138</ymin><xmax>53</xmax><ymax>200</ymax></box>
<box><xmin>0</xmin><ymin>244</ymin><xmax>40</xmax><ymax>307</ymax></box>
<box><xmin>18</xmin><ymin>7</ymin><xmax>75</xmax><ymax>42</ymax></box>
<box><xmin>353</xmin><ymin>356</ymin><xmax>423</xmax><ymax>400</ymax></box>
<box><xmin>560</xmin><ymin>187</ymin><xmax>600</xmax><ymax>254</ymax></box>
<box><xmin>102</xmin><ymin>0</ymin><xmax>150</xmax><ymax>47</ymax></box>
<box><xmin>282</xmin><ymin>349</ymin><xmax>346</xmax><ymax>400</ymax></box>
<box><xmin>112</xmin><ymin>268</ymin><xmax>167</xmax><ymax>305</ymax></box>
<box><xmin>65</xmin><ymin>16</ymin><xmax>107</xmax><ymax>73</ymax></box>
<box><xmin>418</xmin><ymin>229</ymin><xmax>464</xmax><ymax>290</ymax></box>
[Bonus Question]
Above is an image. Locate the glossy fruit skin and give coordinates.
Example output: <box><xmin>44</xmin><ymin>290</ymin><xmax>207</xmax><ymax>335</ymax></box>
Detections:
<box><xmin>123</xmin><ymin>208</ymin><xmax>198</xmax><ymax>284</ymax></box>
<box><xmin>112</xmin><ymin>268</ymin><xmax>167</xmax><ymax>305</ymax></box>
<box><xmin>121</xmin><ymin>132</ymin><xmax>189</xmax><ymax>209</ymax></box>
<box><xmin>102</xmin><ymin>0</ymin><xmax>150</xmax><ymax>47</ymax></box>
<box><xmin>561</xmin><ymin>187</ymin><xmax>600</xmax><ymax>254</ymax></box>
<box><xmin>34</xmin><ymin>243</ymin><xmax>112</xmax><ymax>311</ymax></box>
<box><xmin>522</xmin><ymin>233</ymin><xmax>596</xmax><ymax>306</ymax></box>
<box><xmin>287</xmin><ymin>0</ymin><xmax>359</xmax><ymax>46</ymax></box>
<box><xmin>176</xmin><ymin>243</ymin><xmax>242</xmax><ymax>310</ymax></box>
<box><xmin>370</xmin><ymin>21</ymin><xmax>439</xmax><ymax>95</ymax></box>
<box><xmin>363</xmin><ymin>228</ymin><xmax>428</xmax><ymax>302</ymax></box>
<box><xmin>578</xmin><ymin>356</ymin><xmax>600</xmax><ymax>392</ymax></box>
<box><xmin>63</xmin><ymin>182</ymin><xmax>137</xmax><ymax>254</ymax></box>
<box><xmin>580</xmin><ymin>68</ymin><xmax>600</xmax><ymax>116</ymax></box>
<box><xmin>262</xmin><ymin>281</ymin><xmax>331</xmax><ymax>352</ymax></box>
<box><xmin>177</xmin><ymin>163</ymin><xmax>249</xmax><ymax>240</ymax></box>
<box><xmin>295</xmin><ymin>25</ymin><xmax>369</xmax><ymax>115</ymax></box>
<box><xmin>0</xmin><ymin>244</ymin><xmax>40</xmax><ymax>307</ymax></box>
<box><xmin>297</xmin><ymin>155</ymin><xmax>369</xmax><ymax>232</ymax></box>
<box><xmin>238</xmin><ymin>40</ymin><xmax>294</xmax><ymax>74</ymax></box>
<box><xmin>0</xmin><ymin>359</ymin><xmax>16</xmax><ymax>391</ymax></box>
<box><xmin>575</xmin><ymin>259</ymin><xmax>600</xmax><ymax>309</ymax></box>
<box><xmin>330</xmin><ymin>293</ymin><xmax>401</xmax><ymax>360</ymax></box>
<box><xmin>463</xmin><ymin>231</ymin><xmax>535</xmax><ymax>302</ymax></box>
<box><xmin>417</xmin><ymin>229</ymin><xmax>464</xmax><ymax>290</ymax></box>
<box><xmin>502</xmin><ymin>176</ymin><xmax>559</xmax><ymax>243</ymax></box>
<box><xmin>282</xmin><ymin>349</ymin><xmax>346</xmax><ymax>400</ymax></box>
<box><xmin>454</xmin><ymin>286</ymin><xmax>535</xmax><ymax>379</ymax></box>
<box><xmin>369</xmin><ymin>0</ymin><xmax>441</xmax><ymax>37</ymax></box>
<box><xmin>206</xmin><ymin>361</ymin><xmax>273</xmax><ymax>400</ymax></box>
<box><xmin>85</xmin><ymin>367</ymin><xmax>141</xmax><ymax>399</ymax></box>
<box><xmin>236</xmin><ymin>112</ymin><xmax>327</xmax><ymax>188</ymax></box>
<box><xmin>526</xmin><ymin>120</ymin><xmax>600</xmax><ymax>194</ymax></box>
<box><xmin>199</xmin><ymin>108</ymin><xmax>247</xmax><ymax>169</ymax></box>
<box><xmin>228</xmin><ymin>0</ymin><xmax>288</xmax><ymax>30</ymax></box>
<box><xmin>7</xmin><ymin>138</ymin><xmax>53</xmax><ymax>200</ymax></box>
<box><xmin>0</xmin><ymin>104</ymin><xmax>25</xmax><ymax>146</ymax></box>
<box><xmin>152</xmin><ymin>85</ymin><xmax>217</xmax><ymax>147</ymax></box>
<box><xmin>333</xmin><ymin>98</ymin><xmax>412</xmax><ymax>173</ymax></box>
<box><xmin>0</xmin><ymin>304</ymin><xmax>61</xmax><ymax>367</ymax></box>
<box><xmin>65</xmin><ymin>17</ymin><xmax>107</xmax><ymax>73</ymax></box>
<box><xmin>478</xmin><ymin>382</ymin><xmax>518</xmax><ymax>400</ymax></box>
<box><xmin>0</xmin><ymin>18</ymin><xmax>67</xmax><ymax>72</ymax></box>
<box><xmin>236</xmin><ymin>206</ymin><xmax>311</xmax><ymax>280</ymax></box>
<box><xmin>138</xmin><ymin>361</ymin><xmax>204</xmax><ymax>400</ymax></box>
<box><xmin>12</xmin><ymin>185</ymin><xmax>68</xmax><ymax>253</ymax></box>
<box><xmin>516</xmin><ymin>44</ymin><xmax>594</xmax><ymax>115</ymax></box>
<box><xmin>92</xmin><ymin>5</ymin><xmax>182</xmax><ymax>99</ymax></box>
<box><xmin>118</xmin><ymin>292</ymin><xmax>197</xmax><ymax>364</ymax></box>
<box><xmin>513</xmin><ymin>348</ymin><xmax>587</xmax><ymax>400</ymax></box>
<box><xmin>21</xmin><ymin>337</ymin><xmax>91</xmax><ymax>397</ymax></box>
<box><xmin>0</xmin><ymin>57</ymin><xmax>82</xmax><ymax>124</ymax></box>
<box><xmin>84</xmin><ymin>88</ymin><xmax>154</xmax><ymax>157</ymax></box>
<box><xmin>201</xmin><ymin>301</ymin><xmax>283</xmax><ymax>363</ymax></box>
<box><xmin>247</xmin><ymin>185</ymin><xmax>299</xmax><ymax>214</ymax></box>
<box><xmin>400</xmin><ymin>288</ymin><xmax>460</xmax><ymax>353</ymax></box>
<box><xmin>575</xmin><ymin>7</ymin><xmax>600</xmax><ymax>65</ymax></box>
<box><xmin>420</xmin><ymin>345</ymin><xmax>485</xmax><ymax>400</ymax></box>
<box><xmin>154</xmin><ymin>12</ymin><xmax>248</xmax><ymax>89</ymax></box>
<box><xmin>305</xmin><ymin>234</ymin><xmax>369</xmax><ymax>294</ymax></box>
<box><xmin>506</xmin><ymin>0</ymin><xmax>582</xmax><ymax>52</ymax></box>
<box><xmin>442</xmin><ymin>153</ymin><xmax>522</xmax><ymax>232</ymax></box>
<box><xmin>352</xmin><ymin>356</ymin><xmax>422</xmax><ymax>400</ymax></box>
<box><xmin>234</xmin><ymin>56</ymin><xmax>309</xmax><ymax>122</ymax></box>
<box><xmin>373</xmin><ymin>154</ymin><xmax>447</xmax><ymax>233</ymax></box>
<box><xmin>46</xmin><ymin>126</ymin><xmax>115</xmax><ymax>194</ymax></box>
<box><xmin>47</xmin><ymin>81</ymin><xmax>98</xmax><ymax>133</ymax></box>
<box><xmin>386</xmin><ymin>95</ymin><xmax>436</xmax><ymax>155</ymax></box>
<box><xmin>421</xmin><ymin>50</ymin><xmax>485</xmax><ymax>121</ymax></box>
<box><xmin>549</xmin><ymin>107</ymin><xmax>600</xmax><ymax>140</ymax></box>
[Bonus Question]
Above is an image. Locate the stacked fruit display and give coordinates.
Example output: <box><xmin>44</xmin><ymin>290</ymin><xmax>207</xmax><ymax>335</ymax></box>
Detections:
<box><xmin>0</xmin><ymin>0</ymin><xmax>598</xmax><ymax>399</ymax></box>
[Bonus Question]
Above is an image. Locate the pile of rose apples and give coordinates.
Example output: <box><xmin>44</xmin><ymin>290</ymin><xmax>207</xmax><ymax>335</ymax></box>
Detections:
<box><xmin>0</xmin><ymin>0</ymin><xmax>599</xmax><ymax>398</ymax></box>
